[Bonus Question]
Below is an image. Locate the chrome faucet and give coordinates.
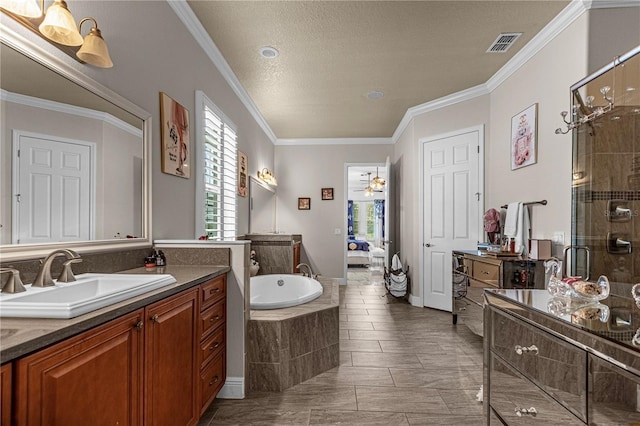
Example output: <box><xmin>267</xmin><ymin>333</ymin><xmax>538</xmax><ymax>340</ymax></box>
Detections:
<box><xmin>32</xmin><ymin>249</ymin><xmax>82</xmax><ymax>287</ymax></box>
<box><xmin>0</xmin><ymin>268</ymin><xmax>27</xmax><ymax>293</ymax></box>
<box><xmin>296</xmin><ymin>263</ymin><xmax>316</xmax><ymax>279</ymax></box>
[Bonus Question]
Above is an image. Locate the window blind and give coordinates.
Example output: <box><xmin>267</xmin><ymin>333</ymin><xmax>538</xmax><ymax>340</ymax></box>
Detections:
<box><xmin>201</xmin><ymin>94</ymin><xmax>237</xmax><ymax>241</ymax></box>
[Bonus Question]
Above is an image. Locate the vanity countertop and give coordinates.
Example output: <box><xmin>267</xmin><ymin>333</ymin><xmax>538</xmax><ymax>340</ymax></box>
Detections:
<box><xmin>484</xmin><ymin>289</ymin><xmax>640</xmax><ymax>374</ymax></box>
<box><xmin>0</xmin><ymin>265</ymin><xmax>229</xmax><ymax>364</ymax></box>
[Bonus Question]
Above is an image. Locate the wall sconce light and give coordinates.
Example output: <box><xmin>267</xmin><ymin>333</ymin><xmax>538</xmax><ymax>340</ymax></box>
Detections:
<box><xmin>257</xmin><ymin>168</ymin><xmax>278</xmax><ymax>186</ymax></box>
<box><xmin>0</xmin><ymin>0</ymin><xmax>113</xmax><ymax>68</ymax></box>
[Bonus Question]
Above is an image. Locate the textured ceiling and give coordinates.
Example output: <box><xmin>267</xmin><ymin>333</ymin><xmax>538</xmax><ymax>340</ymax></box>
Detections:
<box><xmin>188</xmin><ymin>0</ymin><xmax>570</xmax><ymax>139</ymax></box>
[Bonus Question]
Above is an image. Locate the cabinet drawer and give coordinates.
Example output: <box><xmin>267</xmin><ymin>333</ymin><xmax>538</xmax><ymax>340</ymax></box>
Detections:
<box><xmin>201</xmin><ymin>275</ymin><xmax>226</xmax><ymax>308</ymax></box>
<box><xmin>473</xmin><ymin>261</ymin><xmax>499</xmax><ymax>284</ymax></box>
<box><xmin>200</xmin><ymin>353</ymin><xmax>225</xmax><ymax>411</ymax></box>
<box><xmin>589</xmin><ymin>354</ymin><xmax>640</xmax><ymax>425</ymax></box>
<box><xmin>200</xmin><ymin>300</ymin><xmax>226</xmax><ymax>337</ymax></box>
<box><xmin>200</xmin><ymin>327</ymin><xmax>225</xmax><ymax>368</ymax></box>
<box><xmin>490</xmin><ymin>309</ymin><xmax>587</xmax><ymax>422</ymax></box>
<box><xmin>489</xmin><ymin>354</ymin><xmax>583</xmax><ymax>425</ymax></box>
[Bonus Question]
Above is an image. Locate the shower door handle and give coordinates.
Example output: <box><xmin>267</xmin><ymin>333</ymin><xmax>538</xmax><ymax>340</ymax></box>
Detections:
<box><xmin>563</xmin><ymin>245</ymin><xmax>590</xmax><ymax>281</ymax></box>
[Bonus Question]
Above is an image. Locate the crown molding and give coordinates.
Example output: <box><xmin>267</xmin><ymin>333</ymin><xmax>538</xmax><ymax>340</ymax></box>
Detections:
<box><xmin>171</xmin><ymin>0</ymin><xmax>636</xmax><ymax>147</ymax></box>
<box><xmin>391</xmin><ymin>84</ymin><xmax>489</xmax><ymax>142</ymax></box>
<box><xmin>167</xmin><ymin>0</ymin><xmax>277</xmax><ymax>144</ymax></box>
<box><xmin>1</xmin><ymin>89</ymin><xmax>143</xmax><ymax>138</ymax></box>
<box><xmin>275</xmin><ymin>137</ymin><xmax>393</xmax><ymax>146</ymax></box>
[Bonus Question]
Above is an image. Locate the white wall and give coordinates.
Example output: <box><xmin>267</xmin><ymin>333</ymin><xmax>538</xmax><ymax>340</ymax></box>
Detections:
<box><xmin>275</xmin><ymin>143</ymin><xmax>393</xmax><ymax>278</ymax></box>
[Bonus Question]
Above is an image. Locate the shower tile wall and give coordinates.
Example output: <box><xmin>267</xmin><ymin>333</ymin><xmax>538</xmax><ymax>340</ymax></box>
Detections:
<box><xmin>574</xmin><ymin>107</ymin><xmax>640</xmax><ymax>284</ymax></box>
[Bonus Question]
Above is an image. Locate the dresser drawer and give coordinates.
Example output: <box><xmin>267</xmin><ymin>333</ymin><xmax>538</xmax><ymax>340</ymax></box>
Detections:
<box><xmin>200</xmin><ymin>300</ymin><xmax>226</xmax><ymax>338</ymax></box>
<box><xmin>200</xmin><ymin>326</ymin><xmax>225</xmax><ymax>368</ymax></box>
<box><xmin>490</xmin><ymin>309</ymin><xmax>587</xmax><ymax>422</ymax></box>
<box><xmin>473</xmin><ymin>260</ymin><xmax>499</xmax><ymax>284</ymax></box>
<box><xmin>201</xmin><ymin>275</ymin><xmax>226</xmax><ymax>308</ymax></box>
<box><xmin>489</xmin><ymin>354</ymin><xmax>584</xmax><ymax>425</ymax></box>
<box><xmin>200</xmin><ymin>352</ymin><xmax>225</xmax><ymax>411</ymax></box>
<box><xmin>589</xmin><ymin>354</ymin><xmax>640</xmax><ymax>425</ymax></box>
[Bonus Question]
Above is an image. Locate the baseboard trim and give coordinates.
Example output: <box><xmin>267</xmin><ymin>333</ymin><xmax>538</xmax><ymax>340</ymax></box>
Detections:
<box><xmin>217</xmin><ymin>376</ymin><xmax>244</xmax><ymax>399</ymax></box>
<box><xmin>408</xmin><ymin>293</ymin><xmax>421</xmax><ymax>307</ymax></box>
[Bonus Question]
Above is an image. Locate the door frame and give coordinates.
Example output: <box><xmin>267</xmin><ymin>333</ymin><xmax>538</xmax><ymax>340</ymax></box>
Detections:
<box><xmin>417</xmin><ymin>125</ymin><xmax>485</xmax><ymax>307</ymax></box>
<box><xmin>343</xmin><ymin>161</ymin><xmax>388</xmax><ymax>285</ymax></box>
<box><xmin>11</xmin><ymin>129</ymin><xmax>97</xmax><ymax>244</ymax></box>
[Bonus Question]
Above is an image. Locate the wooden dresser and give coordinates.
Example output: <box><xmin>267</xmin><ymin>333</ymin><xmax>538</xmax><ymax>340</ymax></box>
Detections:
<box><xmin>452</xmin><ymin>250</ymin><xmax>545</xmax><ymax>336</ymax></box>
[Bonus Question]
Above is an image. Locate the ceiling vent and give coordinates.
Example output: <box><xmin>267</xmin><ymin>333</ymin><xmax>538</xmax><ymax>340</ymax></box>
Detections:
<box><xmin>486</xmin><ymin>33</ymin><xmax>522</xmax><ymax>53</ymax></box>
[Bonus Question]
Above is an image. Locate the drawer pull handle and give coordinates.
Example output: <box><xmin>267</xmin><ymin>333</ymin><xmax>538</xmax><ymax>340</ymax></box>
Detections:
<box><xmin>514</xmin><ymin>345</ymin><xmax>539</xmax><ymax>355</ymax></box>
<box><xmin>209</xmin><ymin>376</ymin><xmax>219</xmax><ymax>386</ymax></box>
<box><xmin>482</xmin><ymin>271</ymin><xmax>489</xmax><ymax>275</ymax></box>
<box><xmin>150</xmin><ymin>314</ymin><xmax>159</xmax><ymax>323</ymax></box>
<box><xmin>514</xmin><ymin>407</ymin><xmax>537</xmax><ymax>417</ymax></box>
<box><xmin>210</xmin><ymin>315</ymin><xmax>221</xmax><ymax>322</ymax></box>
<box><xmin>209</xmin><ymin>288</ymin><xmax>221</xmax><ymax>294</ymax></box>
<box><xmin>209</xmin><ymin>342</ymin><xmax>220</xmax><ymax>350</ymax></box>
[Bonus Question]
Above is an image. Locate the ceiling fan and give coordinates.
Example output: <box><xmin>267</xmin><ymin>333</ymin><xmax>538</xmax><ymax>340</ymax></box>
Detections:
<box><xmin>354</xmin><ymin>172</ymin><xmax>383</xmax><ymax>197</ymax></box>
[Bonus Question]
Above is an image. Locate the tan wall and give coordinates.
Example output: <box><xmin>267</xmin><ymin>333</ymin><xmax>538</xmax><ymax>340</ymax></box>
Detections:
<box><xmin>275</xmin><ymin>143</ymin><xmax>393</xmax><ymax>278</ymax></box>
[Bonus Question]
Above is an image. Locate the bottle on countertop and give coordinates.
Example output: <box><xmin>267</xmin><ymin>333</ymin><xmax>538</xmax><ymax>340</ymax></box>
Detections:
<box><xmin>156</xmin><ymin>250</ymin><xmax>166</xmax><ymax>266</ymax></box>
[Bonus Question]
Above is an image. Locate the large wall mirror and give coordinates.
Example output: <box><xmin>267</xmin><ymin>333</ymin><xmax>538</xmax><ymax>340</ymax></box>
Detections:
<box><xmin>0</xmin><ymin>23</ymin><xmax>152</xmax><ymax>261</ymax></box>
<box><xmin>249</xmin><ymin>177</ymin><xmax>276</xmax><ymax>233</ymax></box>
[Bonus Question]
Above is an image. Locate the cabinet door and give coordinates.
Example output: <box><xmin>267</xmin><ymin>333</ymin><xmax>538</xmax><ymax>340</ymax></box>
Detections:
<box><xmin>589</xmin><ymin>354</ymin><xmax>640</xmax><ymax>424</ymax></box>
<box><xmin>1</xmin><ymin>363</ymin><xmax>11</xmax><ymax>426</ymax></box>
<box><xmin>15</xmin><ymin>310</ymin><xmax>144</xmax><ymax>426</ymax></box>
<box><xmin>145</xmin><ymin>289</ymin><xmax>199</xmax><ymax>426</ymax></box>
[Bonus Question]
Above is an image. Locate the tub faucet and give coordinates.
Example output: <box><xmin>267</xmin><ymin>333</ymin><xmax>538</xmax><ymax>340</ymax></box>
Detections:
<box><xmin>32</xmin><ymin>249</ymin><xmax>82</xmax><ymax>287</ymax></box>
<box><xmin>296</xmin><ymin>263</ymin><xmax>316</xmax><ymax>279</ymax></box>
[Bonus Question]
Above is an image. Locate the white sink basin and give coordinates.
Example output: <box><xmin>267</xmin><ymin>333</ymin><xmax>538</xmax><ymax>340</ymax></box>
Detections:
<box><xmin>0</xmin><ymin>273</ymin><xmax>177</xmax><ymax>319</ymax></box>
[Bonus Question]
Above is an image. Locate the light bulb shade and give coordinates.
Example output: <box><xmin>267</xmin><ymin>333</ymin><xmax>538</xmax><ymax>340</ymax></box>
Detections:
<box><xmin>0</xmin><ymin>0</ymin><xmax>42</xmax><ymax>18</ymax></box>
<box><xmin>77</xmin><ymin>27</ymin><xmax>113</xmax><ymax>68</ymax></box>
<box><xmin>39</xmin><ymin>0</ymin><xmax>83</xmax><ymax>46</ymax></box>
<box><xmin>364</xmin><ymin>186</ymin><xmax>373</xmax><ymax>197</ymax></box>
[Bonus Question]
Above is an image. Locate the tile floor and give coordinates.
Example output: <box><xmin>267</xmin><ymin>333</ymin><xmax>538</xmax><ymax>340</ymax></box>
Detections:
<box><xmin>199</xmin><ymin>268</ymin><xmax>484</xmax><ymax>425</ymax></box>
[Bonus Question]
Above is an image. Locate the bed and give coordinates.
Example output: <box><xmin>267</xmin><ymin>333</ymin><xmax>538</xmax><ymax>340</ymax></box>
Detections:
<box><xmin>347</xmin><ymin>237</ymin><xmax>371</xmax><ymax>266</ymax></box>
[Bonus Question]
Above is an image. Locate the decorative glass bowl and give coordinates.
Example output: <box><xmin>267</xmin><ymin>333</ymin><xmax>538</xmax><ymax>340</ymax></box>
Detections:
<box><xmin>570</xmin><ymin>302</ymin><xmax>610</xmax><ymax>328</ymax></box>
<box><xmin>548</xmin><ymin>275</ymin><xmax>610</xmax><ymax>302</ymax></box>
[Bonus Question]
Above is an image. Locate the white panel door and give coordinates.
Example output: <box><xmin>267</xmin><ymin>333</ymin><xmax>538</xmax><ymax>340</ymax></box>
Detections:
<box><xmin>13</xmin><ymin>132</ymin><xmax>93</xmax><ymax>244</ymax></box>
<box><xmin>422</xmin><ymin>127</ymin><xmax>482</xmax><ymax>311</ymax></box>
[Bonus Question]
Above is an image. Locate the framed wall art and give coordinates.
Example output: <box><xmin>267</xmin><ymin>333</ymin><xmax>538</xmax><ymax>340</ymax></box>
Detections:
<box><xmin>238</xmin><ymin>150</ymin><xmax>248</xmax><ymax>197</ymax></box>
<box><xmin>321</xmin><ymin>188</ymin><xmax>334</xmax><ymax>200</ymax></box>
<box><xmin>160</xmin><ymin>92</ymin><xmax>190</xmax><ymax>178</ymax></box>
<box><xmin>298</xmin><ymin>197</ymin><xmax>311</xmax><ymax>210</ymax></box>
<box><xmin>511</xmin><ymin>103</ymin><xmax>537</xmax><ymax>170</ymax></box>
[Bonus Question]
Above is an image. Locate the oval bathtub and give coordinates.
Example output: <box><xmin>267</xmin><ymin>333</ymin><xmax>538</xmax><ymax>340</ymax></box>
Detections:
<box><xmin>250</xmin><ymin>274</ymin><xmax>323</xmax><ymax>310</ymax></box>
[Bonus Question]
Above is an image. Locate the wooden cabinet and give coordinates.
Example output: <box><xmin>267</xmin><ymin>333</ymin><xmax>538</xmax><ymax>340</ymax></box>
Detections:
<box><xmin>1</xmin><ymin>363</ymin><xmax>11</xmax><ymax>426</ymax></box>
<box><xmin>11</xmin><ymin>274</ymin><xmax>227</xmax><ymax>426</ymax></box>
<box><xmin>15</xmin><ymin>310</ymin><xmax>145</xmax><ymax>426</ymax></box>
<box><xmin>197</xmin><ymin>274</ymin><xmax>226</xmax><ymax>414</ymax></box>
<box><xmin>145</xmin><ymin>289</ymin><xmax>199</xmax><ymax>426</ymax></box>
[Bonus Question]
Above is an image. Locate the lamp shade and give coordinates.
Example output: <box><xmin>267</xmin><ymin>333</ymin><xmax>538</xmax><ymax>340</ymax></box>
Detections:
<box><xmin>38</xmin><ymin>0</ymin><xmax>83</xmax><ymax>46</ymax></box>
<box><xmin>76</xmin><ymin>25</ymin><xmax>113</xmax><ymax>68</ymax></box>
<box><xmin>0</xmin><ymin>0</ymin><xmax>42</xmax><ymax>18</ymax></box>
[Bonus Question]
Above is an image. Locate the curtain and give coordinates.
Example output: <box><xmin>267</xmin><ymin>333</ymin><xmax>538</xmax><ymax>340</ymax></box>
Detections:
<box><xmin>374</xmin><ymin>199</ymin><xmax>385</xmax><ymax>239</ymax></box>
<box><xmin>347</xmin><ymin>200</ymin><xmax>354</xmax><ymax>237</ymax></box>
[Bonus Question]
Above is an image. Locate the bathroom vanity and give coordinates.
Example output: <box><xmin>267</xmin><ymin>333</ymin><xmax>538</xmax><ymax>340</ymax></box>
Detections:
<box><xmin>453</xmin><ymin>250</ymin><xmax>545</xmax><ymax>336</ymax></box>
<box><xmin>0</xmin><ymin>266</ymin><xmax>229</xmax><ymax>426</ymax></box>
<box><xmin>483</xmin><ymin>289</ymin><xmax>639</xmax><ymax>425</ymax></box>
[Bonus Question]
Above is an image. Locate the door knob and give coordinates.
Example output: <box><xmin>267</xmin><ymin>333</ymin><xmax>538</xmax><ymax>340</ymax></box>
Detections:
<box><xmin>424</xmin><ymin>243</ymin><xmax>432</xmax><ymax>247</ymax></box>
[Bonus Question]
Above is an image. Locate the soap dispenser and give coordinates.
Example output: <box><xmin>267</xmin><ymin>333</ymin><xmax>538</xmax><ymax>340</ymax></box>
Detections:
<box><xmin>156</xmin><ymin>250</ymin><xmax>166</xmax><ymax>266</ymax></box>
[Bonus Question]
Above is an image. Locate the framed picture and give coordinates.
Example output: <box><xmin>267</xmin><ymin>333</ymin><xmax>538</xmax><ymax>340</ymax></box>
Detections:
<box><xmin>298</xmin><ymin>197</ymin><xmax>311</xmax><ymax>210</ymax></box>
<box><xmin>237</xmin><ymin>150</ymin><xmax>248</xmax><ymax>197</ymax></box>
<box><xmin>511</xmin><ymin>103</ymin><xmax>537</xmax><ymax>170</ymax></box>
<box><xmin>160</xmin><ymin>92</ymin><xmax>190</xmax><ymax>178</ymax></box>
<box><xmin>321</xmin><ymin>188</ymin><xmax>334</xmax><ymax>200</ymax></box>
